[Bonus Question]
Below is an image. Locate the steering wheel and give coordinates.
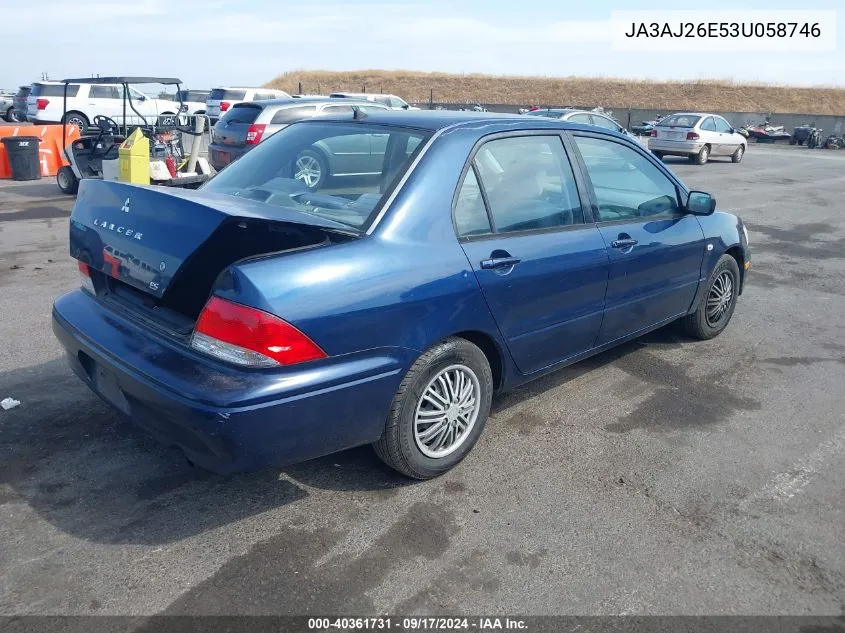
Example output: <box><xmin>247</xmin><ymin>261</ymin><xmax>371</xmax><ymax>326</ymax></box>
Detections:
<box><xmin>91</xmin><ymin>116</ymin><xmax>122</xmax><ymax>158</ymax></box>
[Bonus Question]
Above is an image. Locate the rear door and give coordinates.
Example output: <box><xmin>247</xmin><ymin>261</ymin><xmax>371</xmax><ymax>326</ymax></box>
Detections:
<box><xmin>699</xmin><ymin>116</ymin><xmax>720</xmax><ymax>153</ymax></box>
<box><xmin>570</xmin><ymin>133</ymin><xmax>706</xmax><ymax>345</ymax></box>
<box><xmin>457</xmin><ymin>133</ymin><xmax>609</xmax><ymax>374</ymax></box>
<box><xmin>88</xmin><ymin>85</ymin><xmax>124</xmax><ymax>120</ymax></box>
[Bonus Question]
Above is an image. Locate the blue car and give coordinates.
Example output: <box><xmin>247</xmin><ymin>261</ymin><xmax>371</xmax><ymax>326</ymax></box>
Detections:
<box><xmin>52</xmin><ymin>111</ymin><xmax>750</xmax><ymax>479</ymax></box>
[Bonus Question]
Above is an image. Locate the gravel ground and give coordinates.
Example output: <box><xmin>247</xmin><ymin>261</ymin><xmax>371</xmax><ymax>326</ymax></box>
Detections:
<box><xmin>0</xmin><ymin>145</ymin><xmax>843</xmax><ymax>618</ymax></box>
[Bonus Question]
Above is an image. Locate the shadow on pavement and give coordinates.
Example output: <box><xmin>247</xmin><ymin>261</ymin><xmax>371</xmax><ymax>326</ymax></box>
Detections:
<box><xmin>0</xmin><ymin>327</ymin><xmax>687</xmax><ymax>547</ymax></box>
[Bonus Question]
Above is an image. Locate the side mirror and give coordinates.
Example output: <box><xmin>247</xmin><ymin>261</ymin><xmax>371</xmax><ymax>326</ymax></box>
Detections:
<box><xmin>728</xmin><ymin>128</ymin><xmax>735</xmax><ymax>134</ymax></box>
<box><xmin>686</xmin><ymin>191</ymin><xmax>716</xmax><ymax>216</ymax></box>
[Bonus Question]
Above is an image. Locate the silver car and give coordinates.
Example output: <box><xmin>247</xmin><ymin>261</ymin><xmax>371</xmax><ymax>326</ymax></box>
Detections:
<box><xmin>524</xmin><ymin>108</ymin><xmax>637</xmax><ymax>139</ymax></box>
<box><xmin>208</xmin><ymin>98</ymin><xmax>390</xmax><ymax>185</ymax></box>
<box><xmin>648</xmin><ymin>112</ymin><xmax>747</xmax><ymax>165</ymax></box>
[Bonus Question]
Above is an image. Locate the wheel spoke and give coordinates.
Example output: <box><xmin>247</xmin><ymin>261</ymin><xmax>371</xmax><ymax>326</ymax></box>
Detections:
<box><xmin>418</xmin><ymin>420</ymin><xmax>446</xmax><ymax>440</ymax></box>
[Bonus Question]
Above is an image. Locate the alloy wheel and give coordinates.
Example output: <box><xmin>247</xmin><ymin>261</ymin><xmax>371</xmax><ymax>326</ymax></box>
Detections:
<box><xmin>706</xmin><ymin>271</ymin><xmax>734</xmax><ymax>326</ymax></box>
<box><xmin>294</xmin><ymin>154</ymin><xmax>322</xmax><ymax>188</ymax></box>
<box><xmin>414</xmin><ymin>364</ymin><xmax>481</xmax><ymax>459</ymax></box>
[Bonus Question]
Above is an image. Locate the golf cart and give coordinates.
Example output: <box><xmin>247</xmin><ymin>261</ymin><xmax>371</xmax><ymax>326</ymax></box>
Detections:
<box><xmin>56</xmin><ymin>76</ymin><xmax>211</xmax><ymax>194</ymax></box>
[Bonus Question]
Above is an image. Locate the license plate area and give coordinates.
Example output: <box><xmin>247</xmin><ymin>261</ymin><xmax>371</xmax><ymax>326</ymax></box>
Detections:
<box><xmin>82</xmin><ymin>353</ymin><xmax>131</xmax><ymax>415</ymax></box>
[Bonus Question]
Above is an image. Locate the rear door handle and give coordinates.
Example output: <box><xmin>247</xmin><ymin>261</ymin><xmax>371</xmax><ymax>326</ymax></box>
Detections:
<box><xmin>480</xmin><ymin>256</ymin><xmax>521</xmax><ymax>270</ymax></box>
<box><xmin>611</xmin><ymin>238</ymin><xmax>638</xmax><ymax>249</ymax></box>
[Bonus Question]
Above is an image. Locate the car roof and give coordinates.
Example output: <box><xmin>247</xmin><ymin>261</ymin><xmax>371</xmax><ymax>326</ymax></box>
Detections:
<box><xmin>61</xmin><ymin>76</ymin><xmax>182</xmax><ymax>85</ymax></box>
<box><xmin>213</xmin><ymin>87</ymin><xmax>285</xmax><ymax>91</ymax></box>
<box><xmin>302</xmin><ymin>109</ymin><xmax>620</xmax><ymax>132</ymax></box>
<box><xmin>234</xmin><ymin>97</ymin><xmax>389</xmax><ymax>108</ymax></box>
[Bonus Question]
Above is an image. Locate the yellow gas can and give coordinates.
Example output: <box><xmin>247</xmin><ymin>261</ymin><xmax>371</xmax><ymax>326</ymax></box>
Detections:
<box><xmin>118</xmin><ymin>128</ymin><xmax>150</xmax><ymax>185</ymax></box>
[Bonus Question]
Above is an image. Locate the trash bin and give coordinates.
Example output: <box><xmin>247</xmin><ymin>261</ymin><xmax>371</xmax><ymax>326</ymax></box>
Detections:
<box><xmin>1</xmin><ymin>136</ymin><xmax>41</xmax><ymax>181</ymax></box>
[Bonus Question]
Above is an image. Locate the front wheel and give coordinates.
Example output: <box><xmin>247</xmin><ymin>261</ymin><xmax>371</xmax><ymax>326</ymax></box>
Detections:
<box><xmin>731</xmin><ymin>145</ymin><xmax>745</xmax><ymax>163</ymax></box>
<box><xmin>57</xmin><ymin>166</ymin><xmax>79</xmax><ymax>194</ymax></box>
<box><xmin>682</xmin><ymin>254</ymin><xmax>740</xmax><ymax>340</ymax></box>
<box><xmin>373</xmin><ymin>337</ymin><xmax>493</xmax><ymax>479</ymax></box>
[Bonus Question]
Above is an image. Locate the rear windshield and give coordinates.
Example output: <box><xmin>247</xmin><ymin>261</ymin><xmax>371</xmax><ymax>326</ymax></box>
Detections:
<box><xmin>219</xmin><ymin>104</ymin><xmax>263</xmax><ymax>124</ymax></box>
<box><xmin>658</xmin><ymin>114</ymin><xmax>701</xmax><ymax>128</ymax></box>
<box><xmin>202</xmin><ymin>121</ymin><xmax>431</xmax><ymax>231</ymax></box>
<box><xmin>179</xmin><ymin>90</ymin><xmax>209</xmax><ymax>102</ymax></box>
<box><xmin>31</xmin><ymin>84</ymin><xmax>80</xmax><ymax>98</ymax></box>
<box><xmin>209</xmin><ymin>88</ymin><xmax>247</xmax><ymax>101</ymax></box>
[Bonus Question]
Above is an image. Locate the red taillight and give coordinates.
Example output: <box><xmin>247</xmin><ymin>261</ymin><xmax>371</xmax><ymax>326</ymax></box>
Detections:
<box><xmin>36</xmin><ymin>98</ymin><xmax>49</xmax><ymax>110</ymax></box>
<box><xmin>191</xmin><ymin>296</ymin><xmax>327</xmax><ymax>367</ymax></box>
<box><xmin>650</xmin><ymin>129</ymin><xmax>657</xmax><ymax>137</ymax></box>
<box><xmin>687</xmin><ymin>132</ymin><xmax>700</xmax><ymax>140</ymax></box>
<box><xmin>77</xmin><ymin>261</ymin><xmax>95</xmax><ymax>293</ymax></box>
<box><xmin>245</xmin><ymin>123</ymin><xmax>266</xmax><ymax>145</ymax></box>
<box><xmin>219</xmin><ymin>101</ymin><xmax>231</xmax><ymax>112</ymax></box>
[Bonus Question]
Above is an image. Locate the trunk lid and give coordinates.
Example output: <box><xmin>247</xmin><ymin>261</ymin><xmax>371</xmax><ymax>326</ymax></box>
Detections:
<box><xmin>70</xmin><ymin>179</ymin><xmax>355</xmax><ymax>305</ymax></box>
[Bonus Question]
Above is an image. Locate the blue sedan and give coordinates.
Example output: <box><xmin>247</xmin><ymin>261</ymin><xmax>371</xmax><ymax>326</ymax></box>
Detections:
<box><xmin>52</xmin><ymin>111</ymin><xmax>750</xmax><ymax>479</ymax></box>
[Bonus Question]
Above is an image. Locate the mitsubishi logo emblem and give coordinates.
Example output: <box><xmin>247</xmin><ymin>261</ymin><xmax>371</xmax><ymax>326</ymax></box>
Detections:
<box><xmin>121</xmin><ymin>197</ymin><xmax>130</xmax><ymax>213</ymax></box>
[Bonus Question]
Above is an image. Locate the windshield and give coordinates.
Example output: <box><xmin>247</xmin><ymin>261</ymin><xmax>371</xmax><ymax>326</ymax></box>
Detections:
<box><xmin>202</xmin><ymin>121</ymin><xmax>431</xmax><ymax>231</ymax></box>
<box><xmin>210</xmin><ymin>88</ymin><xmax>247</xmax><ymax>101</ymax></box>
<box><xmin>525</xmin><ymin>110</ymin><xmax>563</xmax><ymax>118</ymax></box>
<box><xmin>658</xmin><ymin>114</ymin><xmax>701</xmax><ymax>128</ymax></box>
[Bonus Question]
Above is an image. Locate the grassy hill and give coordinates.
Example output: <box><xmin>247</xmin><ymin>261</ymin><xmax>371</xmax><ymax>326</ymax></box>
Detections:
<box><xmin>266</xmin><ymin>70</ymin><xmax>845</xmax><ymax>115</ymax></box>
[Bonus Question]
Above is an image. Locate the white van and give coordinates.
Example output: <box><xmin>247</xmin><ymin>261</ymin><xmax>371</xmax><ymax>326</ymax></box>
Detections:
<box><xmin>205</xmin><ymin>87</ymin><xmax>291</xmax><ymax>120</ymax></box>
<box><xmin>26</xmin><ymin>81</ymin><xmax>177</xmax><ymax>134</ymax></box>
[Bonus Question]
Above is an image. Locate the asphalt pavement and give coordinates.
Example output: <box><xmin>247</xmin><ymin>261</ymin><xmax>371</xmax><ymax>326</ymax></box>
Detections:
<box><xmin>0</xmin><ymin>145</ymin><xmax>843</xmax><ymax>617</ymax></box>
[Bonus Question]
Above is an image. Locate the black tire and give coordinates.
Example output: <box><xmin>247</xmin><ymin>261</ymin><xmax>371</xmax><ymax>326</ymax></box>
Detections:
<box><xmin>682</xmin><ymin>254</ymin><xmax>740</xmax><ymax>340</ymax></box>
<box><xmin>63</xmin><ymin>111</ymin><xmax>89</xmax><ymax>135</ymax></box>
<box><xmin>4</xmin><ymin>107</ymin><xmax>13</xmax><ymax>122</ymax></box>
<box><xmin>158</xmin><ymin>112</ymin><xmax>177</xmax><ymax>127</ymax></box>
<box><xmin>57</xmin><ymin>166</ymin><xmax>79</xmax><ymax>195</ymax></box>
<box><xmin>692</xmin><ymin>145</ymin><xmax>710</xmax><ymax>165</ymax></box>
<box><xmin>373</xmin><ymin>337</ymin><xmax>493</xmax><ymax>480</ymax></box>
<box><xmin>731</xmin><ymin>145</ymin><xmax>745</xmax><ymax>163</ymax></box>
<box><xmin>292</xmin><ymin>148</ymin><xmax>328</xmax><ymax>189</ymax></box>
<box><xmin>789</xmin><ymin>136</ymin><xmax>797</xmax><ymax>145</ymax></box>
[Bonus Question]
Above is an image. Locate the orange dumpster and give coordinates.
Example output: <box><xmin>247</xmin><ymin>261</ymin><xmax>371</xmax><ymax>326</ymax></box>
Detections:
<box><xmin>0</xmin><ymin>124</ymin><xmax>80</xmax><ymax>179</ymax></box>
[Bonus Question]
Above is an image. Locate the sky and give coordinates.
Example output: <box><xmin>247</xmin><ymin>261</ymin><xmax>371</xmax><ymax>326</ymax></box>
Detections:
<box><xmin>1</xmin><ymin>0</ymin><xmax>842</xmax><ymax>92</ymax></box>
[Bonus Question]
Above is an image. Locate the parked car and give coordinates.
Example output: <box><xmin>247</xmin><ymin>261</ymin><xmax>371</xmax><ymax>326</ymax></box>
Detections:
<box><xmin>524</xmin><ymin>108</ymin><xmax>637</xmax><ymax>139</ymax></box>
<box><xmin>0</xmin><ymin>90</ymin><xmax>15</xmax><ymax>122</ymax></box>
<box><xmin>208</xmin><ymin>97</ymin><xmax>389</xmax><ymax>175</ymax></box>
<box><xmin>328</xmin><ymin>92</ymin><xmax>419</xmax><ymax>110</ymax></box>
<box><xmin>26</xmin><ymin>81</ymin><xmax>179</xmax><ymax>134</ymax></box>
<box><xmin>205</xmin><ymin>87</ymin><xmax>290</xmax><ymax>120</ymax></box>
<box><xmin>11</xmin><ymin>85</ymin><xmax>31</xmax><ymax>122</ymax></box>
<box><xmin>52</xmin><ymin>111</ymin><xmax>750</xmax><ymax>479</ymax></box>
<box><xmin>176</xmin><ymin>89</ymin><xmax>210</xmax><ymax>115</ymax></box>
<box><xmin>648</xmin><ymin>113</ymin><xmax>747</xmax><ymax>164</ymax></box>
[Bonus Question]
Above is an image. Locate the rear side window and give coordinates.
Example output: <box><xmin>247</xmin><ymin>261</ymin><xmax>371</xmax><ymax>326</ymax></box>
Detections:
<box><xmin>700</xmin><ymin>117</ymin><xmax>717</xmax><ymax>131</ymax></box>
<box><xmin>658</xmin><ymin>114</ymin><xmax>701</xmax><ymax>128</ymax></box>
<box><xmin>254</xmin><ymin>92</ymin><xmax>279</xmax><ymax>101</ymax></box>
<box><xmin>31</xmin><ymin>84</ymin><xmax>80</xmax><ymax>98</ymax></box>
<box><xmin>470</xmin><ymin>136</ymin><xmax>584</xmax><ymax>234</ymax></box>
<box><xmin>180</xmin><ymin>90</ymin><xmax>209</xmax><ymax>102</ymax></box>
<box><xmin>209</xmin><ymin>88</ymin><xmax>247</xmax><ymax>100</ymax></box>
<box><xmin>270</xmin><ymin>105</ymin><xmax>318</xmax><ymax>124</ymax></box>
<box><xmin>220</xmin><ymin>104</ymin><xmax>263</xmax><ymax>124</ymax></box>
<box><xmin>574</xmin><ymin>135</ymin><xmax>680</xmax><ymax>221</ymax></box>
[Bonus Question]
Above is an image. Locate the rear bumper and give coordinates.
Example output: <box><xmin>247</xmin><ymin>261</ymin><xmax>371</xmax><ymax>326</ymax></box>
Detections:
<box><xmin>208</xmin><ymin>144</ymin><xmax>250</xmax><ymax>170</ymax></box>
<box><xmin>52</xmin><ymin>290</ymin><xmax>412</xmax><ymax>473</ymax></box>
<box><xmin>648</xmin><ymin>139</ymin><xmax>704</xmax><ymax>154</ymax></box>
